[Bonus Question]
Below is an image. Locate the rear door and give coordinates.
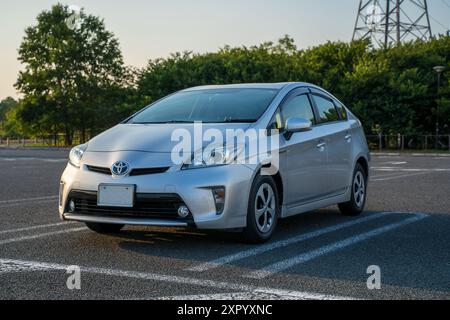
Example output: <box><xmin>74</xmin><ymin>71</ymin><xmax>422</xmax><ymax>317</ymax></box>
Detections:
<box><xmin>310</xmin><ymin>91</ymin><xmax>353</xmax><ymax>197</ymax></box>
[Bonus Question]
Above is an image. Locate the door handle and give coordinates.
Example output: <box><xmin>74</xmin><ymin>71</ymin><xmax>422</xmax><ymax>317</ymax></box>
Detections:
<box><xmin>345</xmin><ymin>134</ymin><xmax>352</xmax><ymax>140</ymax></box>
<box><xmin>316</xmin><ymin>142</ymin><xmax>326</xmax><ymax>149</ymax></box>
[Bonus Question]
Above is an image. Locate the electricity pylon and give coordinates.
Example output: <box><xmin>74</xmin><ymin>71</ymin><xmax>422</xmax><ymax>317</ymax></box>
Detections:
<box><xmin>352</xmin><ymin>0</ymin><xmax>433</xmax><ymax>47</ymax></box>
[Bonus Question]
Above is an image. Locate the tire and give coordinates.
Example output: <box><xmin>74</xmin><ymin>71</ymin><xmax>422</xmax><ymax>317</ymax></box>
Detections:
<box><xmin>85</xmin><ymin>222</ymin><xmax>124</xmax><ymax>234</ymax></box>
<box><xmin>243</xmin><ymin>175</ymin><xmax>280</xmax><ymax>244</ymax></box>
<box><xmin>338</xmin><ymin>163</ymin><xmax>367</xmax><ymax>216</ymax></box>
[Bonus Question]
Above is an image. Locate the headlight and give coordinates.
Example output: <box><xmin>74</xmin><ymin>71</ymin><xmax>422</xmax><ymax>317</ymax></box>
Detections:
<box><xmin>69</xmin><ymin>143</ymin><xmax>88</xmax><ymax>168</ymax></box>
<box><xmin>182</xmin><ymin>145</ymin><xmax>243</xmax><ymax>170</ymax></box>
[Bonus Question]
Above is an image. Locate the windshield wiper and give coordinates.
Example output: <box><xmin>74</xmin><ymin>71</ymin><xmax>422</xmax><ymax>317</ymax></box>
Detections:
<box><xmin>132</xmin><ymin>119</ymin><xmax>256</xmax><ymax>124</ymax></box>
<box><xmin>219</xmin><ymin>119</ymin><xmax>257</xmax><ymax>123</ymax></box>
<box><xmin>132</xmin><ymin>120</ymin><xmax>195</xmax><ymax>124</ymax></box>
<box><xmin>163</xmin><ymin>120</ymin><xmax>196</xmax><ymax>124</ymax></box>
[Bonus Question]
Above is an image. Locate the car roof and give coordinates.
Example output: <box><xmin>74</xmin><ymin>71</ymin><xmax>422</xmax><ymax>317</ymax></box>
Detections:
<box><xmin>183</xmin><ymin>82</ymin><xmax>312</xmax><ymax>91</ymax></box>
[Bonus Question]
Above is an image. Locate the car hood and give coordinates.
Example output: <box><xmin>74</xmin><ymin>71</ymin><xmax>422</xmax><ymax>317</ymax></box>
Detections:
<box><xmin>86</xmin><ymin>123</ymin><xmax>253</xmax><ymax>153</ymax></box>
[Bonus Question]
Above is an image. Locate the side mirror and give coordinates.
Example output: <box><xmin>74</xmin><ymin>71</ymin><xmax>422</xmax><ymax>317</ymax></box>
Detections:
<box><xmin>284</xmin><ymin>118</ymin><xmax>312</xmax><ymax>140</ymax></box>
<box><xmin>286</xmin><ymin>117</ymin><xmax>312</xmax><ymax>132</ymax></box>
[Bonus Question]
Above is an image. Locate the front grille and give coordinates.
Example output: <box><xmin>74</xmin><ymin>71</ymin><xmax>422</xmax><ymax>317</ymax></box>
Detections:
<box><xmin>86</xmin><ymin>165</ymin><xmax>169</xmax><ymax>177</ymax></box>
<box><xmin>129</xmin><ymin>167</ymin><xmax>170</xmax><ymax>176</ymax></box>
<box><xmin>67</xmin><ymin>190</ymin><xmax>192</xmax><ymax>222</ymax></box>
<box><xmin>86</xmin><ymin>165</ymin><xmax>111</xmax><ymax>175</ymax></box>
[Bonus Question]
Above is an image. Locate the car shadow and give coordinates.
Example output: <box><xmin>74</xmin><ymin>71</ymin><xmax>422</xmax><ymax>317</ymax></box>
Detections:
<box><xmin>113</xmin><ymin>207</ymin><xmax>348</xmax><ymax>255</ymax></box>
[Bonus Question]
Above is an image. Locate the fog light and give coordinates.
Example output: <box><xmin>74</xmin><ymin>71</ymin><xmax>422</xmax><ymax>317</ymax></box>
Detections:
<box><xmin>69</xmin><ymin>200</ymin><xmax>75</xmax><ymax>213</ymax></box>
<box><xmin>178</xmin><ymin>205</ymin><xmax>190</xmax><ymax>218</ymax></box>
<box><xmin>212</xmin><ymin>187</ymin><xmax>225</xmax><ymax>215</ymax></box>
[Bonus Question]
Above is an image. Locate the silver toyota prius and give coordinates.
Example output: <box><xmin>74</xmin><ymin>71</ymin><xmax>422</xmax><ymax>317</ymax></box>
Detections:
<box><xmin>59</xmin><ymin>82</ymin><xmax>370</xmax><ymax>243</ymax></box>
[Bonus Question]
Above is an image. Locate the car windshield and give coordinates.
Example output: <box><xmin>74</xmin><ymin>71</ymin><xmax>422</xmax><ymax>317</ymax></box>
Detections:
<box><xmin>129</xmin><ymin>88</ymin><xmax>279</xmax><ymax>124</ymax></box>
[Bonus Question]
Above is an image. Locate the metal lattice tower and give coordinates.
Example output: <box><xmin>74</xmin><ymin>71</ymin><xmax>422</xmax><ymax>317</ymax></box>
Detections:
<box><xmin>352</xmin><ymin>0</ymin><xmax>433</xmax><ymax>47</ymax></box>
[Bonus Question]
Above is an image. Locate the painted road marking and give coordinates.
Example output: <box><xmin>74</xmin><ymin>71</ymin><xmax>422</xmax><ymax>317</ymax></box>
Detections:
<box><xmin>371</xmin><ymin>167</ymin><xmax>450</xmax><ymax>172</ymax></box>
<box><xmin>0</xmin><ymin>195</ymin><xmax>58</xmax><ymax>205</ymax></box>
<box><xmin>156</xmin><ymin>290</ymin><xmax>353</xmax><ymax>300</ymax></box>
<box><xmin>245</xmin><ymin>213</ymin><xmax>428</xmax><ymax>280</ymax></box>
<box><xmin>186</xmin><ymin>212</ymin><xmax>388</xmax><ymax>273</ymax></box>
<box><xmin>0</xmin><ymin>196</ymin><xmax>58</xmax><ymax>208</ymax></box>
<box><xmin>0</xmin><ymin>227</ymin><xmax>88</xmax><ymax>245</ymax></box>
<box><xmin>371</xmin><ymin>172</ymin><xmax>430</xmax><ymax>182</ymax></box>
<box><xmin>371</xmin><ymin>153</ymin><xmax>450</xmax><ymax>157</ymax></box>
<box><xmin>383</xmin><ymin>162</ymin><xmax>407</xmax><ymax>165</ymax></box>
<box><xmin>0</xmin><ymin>258</ymin><xmax>354</xmax><ymax>300</ymax></box>
<box><xmin>0</xmin><ymin>158</ymin><xmax>66</xmax><ymax>163</ymax></box>
<box><xmin>0</xmin><ymin>222</ymin><xmax>75</xmax><ymax>235</ymax></box>
<box><xmin>371</xmin><ymin>172</ymin><xmax>406</xmax><ymax>179</ymax></box>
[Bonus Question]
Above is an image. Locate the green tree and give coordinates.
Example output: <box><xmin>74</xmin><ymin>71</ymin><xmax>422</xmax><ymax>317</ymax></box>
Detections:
<box><xmin>0</xmin><ymin>97</ymin><xmax>17</xmax><ymax>118</ymax></box>
<box><xmin>136</xmin><ymin>36</ymin><xmax>302</xmax><ymax>106</ymax></box>
<box><xmin>135</xmin><ymin>35</ymin><xmax>450</xmax><ymax>138</ymax></box>
<box><xmin>0</xmin><ymin>97</ymin><xmax>18</xmax><ymax>137</ymax></box>
<box><xmin>15</xmin><ymin>4</ymin><xmax>127</xmax><ymax>145</ymax></box>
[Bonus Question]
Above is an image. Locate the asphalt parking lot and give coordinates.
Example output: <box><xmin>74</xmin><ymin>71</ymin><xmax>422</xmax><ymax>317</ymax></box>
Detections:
<box><xmin>0</xmin><ymin>148</ymin><xmax>449</xmax><ymax>300</ymax></box>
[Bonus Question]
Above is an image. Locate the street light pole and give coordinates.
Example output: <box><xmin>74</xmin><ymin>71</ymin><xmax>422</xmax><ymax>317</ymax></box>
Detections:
<box><xmin>433</xmin><ymin>66</ymin><xmax>446</xmax><ymax>149</ymax></box>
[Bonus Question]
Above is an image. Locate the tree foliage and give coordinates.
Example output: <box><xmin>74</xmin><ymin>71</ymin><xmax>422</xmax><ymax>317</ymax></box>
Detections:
<box><xmin>15</xmin><ymin>4</ymin><xmax>130</xmax><ymax>144</ymax></box>
<box><xmin>0</xmin><ymin>97</ymin><xmax>20</xmax><ymax>137</ymax></box>
<box><xmin>137</xmin><ymin>36</ymin><xmax>450</xmax><ymax>136</ymax></box>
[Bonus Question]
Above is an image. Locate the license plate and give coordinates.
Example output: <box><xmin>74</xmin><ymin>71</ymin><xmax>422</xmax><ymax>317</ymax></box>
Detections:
<box><xmin>97</xmin><ymin>184</ymin><xmax>135</xmax><ymax>208</ymax></box>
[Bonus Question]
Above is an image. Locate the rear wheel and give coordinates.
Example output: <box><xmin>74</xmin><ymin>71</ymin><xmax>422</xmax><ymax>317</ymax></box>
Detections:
<box><xmin>338</xmin><ymin>163</ymin><xmax>367</xmax><ymax>216</ymax></box>
<box><xmin>243</xmin><ymin>175</ymin><xmax>279</xmax><ymax>243</ymax></box>
<box><xmin>85</xmin><ymin>222</ymin><xmax>124</xmax><ymax>234</ymax></box>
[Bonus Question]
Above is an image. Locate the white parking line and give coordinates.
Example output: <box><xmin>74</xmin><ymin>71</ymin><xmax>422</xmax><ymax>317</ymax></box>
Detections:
<box><xmin>186</xmin><ymin>212</ymin><xmax>388</xmax><ymax>272</ymax></box>
<box><xmin>245</xmin><ymin>213</ymin><xmax>428</xmax><ymax>280</ymax></box>
<box><xmin>156</xmin><ymin>290</ymin><xmax>353</xmax><ymax>300</ymax></box>
<box><xmin>371</xmin><ymin>172</ymin><xmax>404</xmax><ymax>179</ymax></box>
<box><xmin>371</xmin><ymin>167</ymin><xmax>450</xmax><ymax>172</ymax></box>
<box><xmin>0</xmin><ymin>158</ymin><xmax>66</xmax><ymax>163</ymax></box>
<box><xmin>371</xmin><ymin>172</ymin><xmax>430</xmax><ymax>181</ymax></box>
<box><xmin>0</xmin><ymin>258</ymin><xmax>355</xmax><ymax>300</ymax></box>
<box><xmin>0</xmin><ymin>195</ymin><xmax>58</xmax><ymax>205</ymax></box>
<box><xmin>383</xmin><ymin>162</ymin><xmax>407</xmax><ymax>165</ymax></box>
<box><xmin>0</xmin><ymin>222</ymin><xmax>75</xmax><ymax>235</ymax></box>
<box><xmin>0</xmin><ymin>196</ymin><xmax>59</xmax><ymax>209</ymax></box>
<box><xmin>0</xmin><ymin>227</ymin><xmax>88</xmax><ymax>245</ymax></box>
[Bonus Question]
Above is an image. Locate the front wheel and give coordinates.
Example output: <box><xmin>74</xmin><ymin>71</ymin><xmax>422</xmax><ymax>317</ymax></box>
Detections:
<box><xmin>338</xmin><ymin>163</ymin><xmax>367</xmax><ymax>216</ymax></box>
<box><xmin>243</xmin><ymin>176</ymin><xmax>279</xmax><ymax>244</ymax></box>
<box><xmin>85</xmin><ymin>222</ymin><xmax>124</xmax><ymax>234</ymax></box>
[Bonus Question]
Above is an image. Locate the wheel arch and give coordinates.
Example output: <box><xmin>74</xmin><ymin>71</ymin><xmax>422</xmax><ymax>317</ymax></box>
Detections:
<box><xmin>252</xmin><ymin>165</ymin><xmax>285</xmax><ymax>207</ymax></box>
<box><xmin>356</xmin><ymin>155</ymin><xmax>369</xmax><ymax>178</ymax></box>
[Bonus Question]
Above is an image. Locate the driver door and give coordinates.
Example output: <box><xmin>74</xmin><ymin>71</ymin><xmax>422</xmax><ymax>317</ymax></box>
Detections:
<box><xmin>278</xmin><ymin>89</ymin><xmax>328</xmax><ymax>208</ymax></box>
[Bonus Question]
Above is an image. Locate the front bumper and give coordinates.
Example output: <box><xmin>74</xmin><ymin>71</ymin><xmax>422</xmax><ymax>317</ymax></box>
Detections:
<box><xmin>64</xmin><ymin>213</ymin><xmax>191</xmax><ymax>228</ymax></box>
<box><xmin>59</xmin><ymin>152</ymin><xmax>256</xmax><ymax>230</ymax></box>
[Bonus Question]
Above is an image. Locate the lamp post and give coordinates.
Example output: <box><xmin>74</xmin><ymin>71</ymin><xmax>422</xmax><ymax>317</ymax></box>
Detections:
<box><xmin>433</xmin><ymin>66</ymin><xmax>446</xmax><ymax>149</ymax></box>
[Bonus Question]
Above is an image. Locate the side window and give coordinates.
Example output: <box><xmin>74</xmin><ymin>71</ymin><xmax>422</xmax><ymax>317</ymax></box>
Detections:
<box><xmin>335</xmin><ymin>101</ymin><xmax>348</xmax><ymax>121</ymax></box>
<box><xmin>281</xmin><ymin>94</ymin><xmax>315</xmax><ymax>127</ymax></box>
<box><xmin>312</xmin><ymin>95</ymin><xmax>339</xmax><ymax>123</ymax></box>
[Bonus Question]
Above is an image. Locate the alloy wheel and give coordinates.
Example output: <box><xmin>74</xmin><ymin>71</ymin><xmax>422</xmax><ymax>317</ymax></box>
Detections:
<box><xmin>254</xmin><ymin>183</ymin><xmax>276</xmax><ymax>234</ymax></box>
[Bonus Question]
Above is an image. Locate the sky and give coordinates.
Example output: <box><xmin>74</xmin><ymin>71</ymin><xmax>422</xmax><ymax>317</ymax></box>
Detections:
<box><xmin>1</xmin><ymin>0</ymin><xmax>450</xmax><ymax>99</ymax></box>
